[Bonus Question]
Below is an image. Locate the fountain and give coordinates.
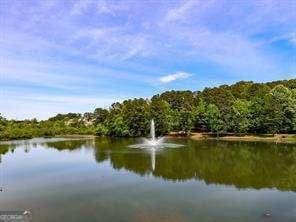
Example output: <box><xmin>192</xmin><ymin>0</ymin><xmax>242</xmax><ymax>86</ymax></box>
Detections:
<box><xmin>151</xmin><ymin>119</ymin><xmax>155</xmax><ymax>141</ymax></box>
<box><xmin>130</xmin><ymin>119</ymin><xmax>183</xmax><ymax>149</ymax></box>
<box><xmin>143</xmin><ymin>119</ymin><xmax>165</xmax><ymax>147</ymax></box>
<box><xmin>129</xmin><ymin>120</ymin><xmax>183</xmax><ymax>171</ymax></box>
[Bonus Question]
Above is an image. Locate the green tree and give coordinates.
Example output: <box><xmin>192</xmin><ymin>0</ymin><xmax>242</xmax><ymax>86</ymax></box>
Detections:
<box><xmin>193</xmin><ymin>99</ymin><xmax>207</xmax><ymax>131</ymax></box>
<box><xmin>290</xmin><ymin>89</ymin><xmax>296</xmax><ymax>132</ymax></box>
<box><xmin>150</xmin><ymin>98</ymin><xmax>172</xmax><ymax>135</ymax></box>
<box><xmin>93</xmin><ymin>108</ymin><xmax>109</xmax><ymax>125</ymax></box>
<box><xmin>158</xmin><ymin>90</ymin><xmax>194</xmax><ymax>111</ymax></box>
<box><xmin>121</xmin><ymin>99</ymin><xmax>150</xmax><ymax>137</ymax></box>
<box><xmin>249</xmin><ymin>85</ymin><xmax>271</xmax><ymax>133</ymax></box>
<box><xmin>205</xmin><ymin>104</ymin><xmax>223</xmax><ymax>133</ymax></box>
<box><xmin>266</xmin><ymin>85</ymin><xmax>296</xmax><ymax>133</ymax></box>
<box><xmin>230</xmin><ymin>99</ymin><xmax>251</xmax><ymax>133</ymax></box>
<box><xmin>178</xmin><ymin>108</ymin><xmax>194</xmax><ymax>133</ymax></box>
<box><xmin>107</xmin><ymin>115</ymin><xmax>130</xmax><ymax>137</ymax></box>
<box><xmin>96</xmin><ymin>123</ymin><xmax>108</xmax><ymax>136</ymax></box>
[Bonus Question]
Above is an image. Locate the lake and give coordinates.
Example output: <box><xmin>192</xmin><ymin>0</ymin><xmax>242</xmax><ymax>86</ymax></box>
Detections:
<box><xmin>0</xmin><ymin>137</ymin><xmax>295</xmax><ymax>222</ymax></box>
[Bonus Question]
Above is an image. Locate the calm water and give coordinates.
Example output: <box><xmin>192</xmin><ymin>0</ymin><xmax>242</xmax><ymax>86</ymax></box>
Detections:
<box><xmin>0</xmin><ymin>137</ymin><xmax>295</xmax><ymax>222</ymax></box>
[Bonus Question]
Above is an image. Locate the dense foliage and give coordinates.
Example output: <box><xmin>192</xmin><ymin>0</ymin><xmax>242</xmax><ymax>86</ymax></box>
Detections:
<box><xmin>0</xmin><ymin>79</ymin><xmax>295</xmax><ymax>140</ymax></box>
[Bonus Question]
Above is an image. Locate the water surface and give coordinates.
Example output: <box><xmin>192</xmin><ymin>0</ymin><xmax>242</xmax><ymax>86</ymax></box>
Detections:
<box><xmin>0</xmin><ymin>137</ymin><xmax>295</xmax><ymax>222</ymax></box>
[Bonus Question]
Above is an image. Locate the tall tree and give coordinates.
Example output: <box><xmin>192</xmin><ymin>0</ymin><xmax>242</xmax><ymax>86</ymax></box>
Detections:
<box><xmin>193</xmin><ymin>99</ymin><xmax>207</xmax><ymax>131</ymax></box>
<box><xmin>178</xmin><ymin>108</ymin><xmax>194</xmax><ymax>133</ymax></box>
<box><xmin>121</xmin><ymin>99</ymin><xmax>150</xmax><ymax>137</ymax></box>
<box><xmin>266</xmin><ymin>85</ymin><xmax>296</xmax><ymax>133</ymax></box>
<box><xmin>230</xmin><ymin>99</ymin><xmax>251</xmax><ymax>133</ymax></box>
<box><xmin>205</xmin><ymin>104</ymin><xmax>223</xmax><ymax>133</ymax></box>
<box><xmin>150</xmin><ymin>98</ymin><xmax>172</xmax><ymax>136</ymax></box>
<box><xmin>93</xmin><ymin>108</ymin><xmax>109</xmax><ymax>125</ymax></box>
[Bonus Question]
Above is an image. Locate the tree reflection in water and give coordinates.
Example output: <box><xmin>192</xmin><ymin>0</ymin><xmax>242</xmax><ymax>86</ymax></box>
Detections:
<box><xmin>2</xmin><ymin>138</ymin><xmax>296</xmax><ymax>192</ymax></box>
<box><xmin>92</xmin><ymin>138</ymin><xmax>296</xmax><ymax>192</ymax></box>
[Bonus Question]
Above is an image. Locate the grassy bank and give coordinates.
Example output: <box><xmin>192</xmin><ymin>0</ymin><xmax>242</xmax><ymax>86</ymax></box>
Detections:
<box><xmin>189</xmin><ymin>133</ymin><xmax>296</xmax><ymax>144</ymax></box>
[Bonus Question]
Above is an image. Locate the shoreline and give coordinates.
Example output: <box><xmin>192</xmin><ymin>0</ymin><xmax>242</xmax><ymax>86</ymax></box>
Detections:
<box><xmin>1</xmin><ymin>133</ymin><xmax>296</xmax><ymax>144</ymax></box>
<box><xmin>0</xmin><ymin>134</ymin><xmax>96</xmax><ymax>142</ymax></box>
<box><xmin>188</xmin><ymin>132</ymin><xmax>296</xmax><ymax>144</ymax></box>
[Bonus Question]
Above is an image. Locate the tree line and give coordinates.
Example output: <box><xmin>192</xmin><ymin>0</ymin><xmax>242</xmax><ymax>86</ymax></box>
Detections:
<box><xmin>0</xmin><ymin>79</ymin><xmax>295</xmax><ymax>140</ymax></box>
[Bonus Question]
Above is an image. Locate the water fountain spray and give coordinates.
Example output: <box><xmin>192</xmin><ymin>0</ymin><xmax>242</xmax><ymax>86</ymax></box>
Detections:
<box><xmin>129</xmin><ymin>120</ymin><xmax>183</xmax><ymax>171</ymax></box>
<box><xmin>150</xmin><ymin>119</ymin><xmax>155</xmax><ymax>141</ymax></box>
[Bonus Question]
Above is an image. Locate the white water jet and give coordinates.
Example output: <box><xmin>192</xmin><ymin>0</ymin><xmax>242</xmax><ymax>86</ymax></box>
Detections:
<box><xmin>129</xmin><ymin>120</ymin><xmax>183</xmax><ymax>149</ymax></box>
<box><xmin>143</xmin><ymin>119</ymin><xmax>165</xmax><ymax>147</ymax></box>
<box><xmin>150</xmin><ymin>119</ymin><xmax>155</xmax><ymax>141</ymax></box>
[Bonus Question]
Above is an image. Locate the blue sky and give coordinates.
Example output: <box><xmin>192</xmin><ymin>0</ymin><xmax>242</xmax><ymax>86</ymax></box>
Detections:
<box><xmin>1</xmin><ymin>0</ymin><xmax>295</xmax><ymax>119</ymax></box>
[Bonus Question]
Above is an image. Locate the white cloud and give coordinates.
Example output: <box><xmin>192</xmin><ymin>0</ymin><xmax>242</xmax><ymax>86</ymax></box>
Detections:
<box><xmin>96</xmin><ymin>1</ymin><xmax>114</xmax><ymax>15</ymax></box>
<box><xmin>71</xmin><ymin>0</ymin><xmax>93</xmax><ymax>15</ymax></box>
<box><xmin>288</xmin><ymin>33</ymin><xmax>296</xmax><ymax>45</ymax></box>
<box><xmin>268</xmin><ymin>32</ymin><xmax>296</xmax><ymax>47</ymax></box>
<box><xmin>159</xmin><ymin>71</ymin><xmax>192</xmax><ymax>83</ymax></box>
<box><xmin>74</xmin><ymin>27</ymin><xmax>153</xmax><ymax>60</ymax></box>
<box><xmin>165</xmin><ymin>0</ymin><xmax>199</xmax><ymax>22</ymax></box>
<box><xmin>71</xmin><ymin>0</ymin><xmax>127</xmax><ymax>16</ymax></box>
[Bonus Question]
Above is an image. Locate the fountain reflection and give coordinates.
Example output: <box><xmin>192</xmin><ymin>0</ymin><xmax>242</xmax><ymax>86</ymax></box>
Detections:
<box><xmin>150</xmin><ymin>148</ymin><xmax>155</xmax><ymax>171</ymax></box>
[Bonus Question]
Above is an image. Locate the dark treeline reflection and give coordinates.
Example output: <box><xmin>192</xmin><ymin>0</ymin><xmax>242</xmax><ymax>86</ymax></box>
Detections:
<box><xmin>45</xmin><ymin>139</ymin><xmax>94</xmax><ymax>151</ymax></box>
<box><xmin>94</xmin><ymin>138</ymin><xmax>152</xmax><ymax>175</ymax></box>
<box><xmin>1</xmin><ymin>138</ymin><xmax>295</xmax><ymax>191</ymax></box>
<box><xmin>0</xmin><ymin>144</ymin><xmax>9</xmax><ymax>155</ymax></box>
<box><xmin>93</xmin><ymin>138</ymin><xmax>296</xmax><ymax>192</ymax></box>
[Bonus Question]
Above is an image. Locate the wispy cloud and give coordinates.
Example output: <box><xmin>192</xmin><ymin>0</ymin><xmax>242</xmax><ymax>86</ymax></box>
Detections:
<box><xmin>182</xmin><ymin>28</ymin><xmax>276</xmax><ymax>76</ymax></box>
<box><xmin>290</xmin><ymin>34</ymin><xmax>296</xmax><ymax>45</ymax></box>
<box><xmin>159</xmin><ymin>72</ymin><xmax>192</xmax><ymax>84</ymax></box>
<box><xmin>165</xmin><ymin>0</ymin><xmax>199</xmax><ymax>22</ymax></box>
<box><xmin>268</xmin><ymin>32</ymin><xmax>296</xmax><ymax>47</ymax></box>
<box><xmin>71</xmin><ymin>0</ymin><xmax>127</xmax><ymax>16</ymax></box>
<box><xmin>71</xmin><ymin>0</ymin><xmax>93</xmax><ymax>15</ymax></box>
